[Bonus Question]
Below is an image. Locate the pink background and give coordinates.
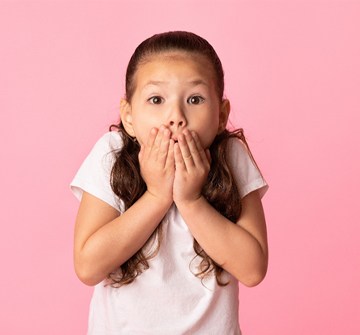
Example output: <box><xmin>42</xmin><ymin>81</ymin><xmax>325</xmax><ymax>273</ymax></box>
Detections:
<box><xmin>1</xmin><ymin>1</ymin><xmax>359</xmax><ymax>334</ymax></box>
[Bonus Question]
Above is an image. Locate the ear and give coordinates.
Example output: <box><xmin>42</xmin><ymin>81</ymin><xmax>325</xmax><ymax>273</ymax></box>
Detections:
<box><xmin>120</xmin><ymin>98</ymin><xmax>136</xmax><ymax>137</ymax></box>
<box><xmin>218</xmin><ymin>99</ymin><xmax>230</xmax><ymax>133</ymax></box>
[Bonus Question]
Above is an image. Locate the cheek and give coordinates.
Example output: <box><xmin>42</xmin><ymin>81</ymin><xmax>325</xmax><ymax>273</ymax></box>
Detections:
<box><xmin>131</xmin><ymin>115</ymin><xmax>158</xmax><ymax>144</ymax></box>
<box><xmin>196</xmin><ymin>126</ymin><xmax>218</xmax><ymax>148</ymax></box>
<box><xmin>195</xmin><ymin>114</ymin><xmax>220</xmax><ymax>147</ymax></box>
<box><xmin>201</xmin><ymin>132</ymin><xmax>218</xmax><ymax>149</ymax></box>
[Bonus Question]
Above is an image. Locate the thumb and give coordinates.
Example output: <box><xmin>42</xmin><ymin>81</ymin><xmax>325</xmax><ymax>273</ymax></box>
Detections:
<box><xmin>138</xmin><ymin>144</ymin><xmax>144</xmax><ymax>161</ymax></box>
<box><xmin>205</xmin><ymin>149</ymin><xmax>211</xmax><ymax>164</ymax></box>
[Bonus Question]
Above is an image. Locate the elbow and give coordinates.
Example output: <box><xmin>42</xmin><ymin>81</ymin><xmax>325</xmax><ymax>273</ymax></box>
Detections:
<box><xmin>240</xmin><ymin>271</ymin><xmax>266</xmax><ymax>287</ymax></box>
<box><xmin>238</xmin><ymin>263</ymin><xmax>268</xmax><ymax>288</ymax></box>
<box><xmin>241</xmin><ymin>250</ymin><xmax>269</xmax><ymax>287</ymax></box>
<box><xmin>75</xmin><ymin>267</ymin><xmax>100</xmax><ymax>286</ymax></box>
<box><xmin>74</xmin><ymin>261</ymin><xmax>104</xmax><ymax>287</ymax></box>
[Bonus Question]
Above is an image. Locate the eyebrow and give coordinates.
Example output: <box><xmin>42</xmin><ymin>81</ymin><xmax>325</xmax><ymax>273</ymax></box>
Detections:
<box><xmin>189</xmin><ymin>79</ymin><xmax>209</xmax><ymax>87</ymax></box>
<box><xmin>142</xmin><ymin>79</ymin><xmax>208</xmax><ymax>90</ymax></box>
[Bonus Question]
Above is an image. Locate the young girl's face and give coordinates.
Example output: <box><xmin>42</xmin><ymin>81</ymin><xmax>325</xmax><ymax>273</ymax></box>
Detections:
<box><xmin>122</xmin><ymin>51</ymin><xmax>229</xmax><ymax>148</ymax></box>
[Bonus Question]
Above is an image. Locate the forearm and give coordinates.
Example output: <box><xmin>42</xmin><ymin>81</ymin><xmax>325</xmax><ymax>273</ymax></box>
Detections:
<box><xmin>76</xmin><ymin>191</ymin><xmax>172</xmax><ymax>285</ymax></box>
<box><xmin>176</xmin><ymin>196</ymin><xmax>268</xmax><ymax>287</ymax></box>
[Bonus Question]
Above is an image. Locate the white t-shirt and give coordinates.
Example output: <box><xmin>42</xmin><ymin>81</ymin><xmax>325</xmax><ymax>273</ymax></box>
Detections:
<box><xmin>71</xmin><ymin>131</ymin><xmax>268</xmax><ymax>335</ymax></box>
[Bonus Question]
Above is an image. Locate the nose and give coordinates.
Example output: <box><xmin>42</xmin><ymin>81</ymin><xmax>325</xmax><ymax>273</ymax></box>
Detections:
<box><xmin>167</xmin><ymin>103</ymin><xmax>187</xmax><ymax>130</ymax></box>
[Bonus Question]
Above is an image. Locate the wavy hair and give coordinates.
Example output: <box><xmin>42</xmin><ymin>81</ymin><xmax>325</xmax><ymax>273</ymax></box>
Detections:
<box><xmin>108</xmin><ymin>31</ymin><xmax>250</xmax><ymax>286</ymax></box>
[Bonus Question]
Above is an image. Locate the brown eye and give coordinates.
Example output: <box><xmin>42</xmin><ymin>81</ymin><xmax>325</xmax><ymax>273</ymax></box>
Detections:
<box><xmin>187</xmin><ymin>96</ymin><xmax>205</xmax><ymax>105</ymax></box>
<box><xmin>149</xmin><ymin>96</ymin><xmax>163</xmax><ymax>104</ymax></box>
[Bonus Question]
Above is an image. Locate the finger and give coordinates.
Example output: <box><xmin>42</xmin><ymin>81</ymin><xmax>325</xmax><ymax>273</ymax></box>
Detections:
<box><xmin>174</xmin><ymin>142</ymin><xmax>186</xmax><ymax>171</ymax></box>
<box><xmin>138</xmin><ymin>143</ymin><xmax>144</xmax><ymax>162</ymax></box>
<box><xmin>165</xmin><ymin>138</ymin><xmax>175</xmax><ymax>171</ymax></box>
<box><xmin>205</xmin><ymin>148</ymin><xmax>211</xmax><ymax>165</ymax></box>
<box><xmin>183</xmin><ymin>130</ymin><xmax>202</xmax><ymax>166</ymax></box>
<box><xmin>151</xmin><ymin>126</ymin><xmax>165</xmax><ymax>159</ymax></box>
<box><xmin>178</xmin><ymin>133</ymin><xmax>195</xmax><ymax>170</ymax></box>
<box><xmin>158</xmin><ymin>127</ymin><xmax>171</xmax><ymax>163</ymax></box>
<box><xmin>191</xmin><ymin>131</ymin><xmax>209</xmax><ymax>165</ymax></box>
<box><xmin>144</xmin><ymin>128</ymin><xmax>158</xmax><ymax>160</ymax></box>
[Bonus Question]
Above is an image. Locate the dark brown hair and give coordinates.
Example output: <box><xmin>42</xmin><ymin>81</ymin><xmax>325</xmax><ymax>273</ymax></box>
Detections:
<box><xmin>108</xmin><ymin>31</ymin><xmax>249</xmax><ymax>286</ymax></box>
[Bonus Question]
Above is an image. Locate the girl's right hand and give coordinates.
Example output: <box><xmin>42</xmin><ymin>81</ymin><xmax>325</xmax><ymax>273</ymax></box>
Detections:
<box><xmin>138</xmin><ymin>126</ymin><xmax>175</xmax><ymax>205</ymax></box>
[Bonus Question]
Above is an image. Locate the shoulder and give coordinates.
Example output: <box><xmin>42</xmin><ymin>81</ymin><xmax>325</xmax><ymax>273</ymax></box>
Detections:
<box><xmin>226</xmin><ymin>137</ymin><xmax>268</xmax><ymax>199</ymax></box>
<box><xmin>93</xmin><ymin>131</ymin><xmax>123</xmax><ymax>153</ymax></box>
<box><xmin>226</xmin><ymin>137</ymin><xmax>251</xmax><ymax>164</ymax></box>
<box><xmin>70</xmin><ymin>131</ymin><xmax>124</xmax><ymax>210</ymax></box>
<box><xmin>86</xmin><ymin>131</ymin><xmax>123</xmax><ymax>166</ymax></box>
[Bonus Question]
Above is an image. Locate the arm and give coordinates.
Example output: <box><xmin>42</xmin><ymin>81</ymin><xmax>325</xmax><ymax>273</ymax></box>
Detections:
<box><xmin>174</xmin><ymin>130</ymin><xmax>268</xmax><ymax>287</ymax></box>
<box><xmin>74</xmin><ymin>127</ymin><xmax>175</xmax><ymax>286</ymax></box>
<box><xmin>176</xmin><ymin>191</ymin><xmax>268</xmax><ymax>287</ymax></box>
<box><xmin>74</xmin><ymin>191</ymin><xmax>172</xmax><ymax>286</ymax></box>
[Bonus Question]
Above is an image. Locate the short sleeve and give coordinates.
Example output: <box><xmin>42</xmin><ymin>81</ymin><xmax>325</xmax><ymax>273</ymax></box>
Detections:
<box><xmin>70</xmin><ymin>132</ymin><xmax>124</xmax><ymax>212</ymax></box>
<box><xmin>227</xmin><ymin>138</ymin><xmax>268</xmax><ymax>199</ymax></box>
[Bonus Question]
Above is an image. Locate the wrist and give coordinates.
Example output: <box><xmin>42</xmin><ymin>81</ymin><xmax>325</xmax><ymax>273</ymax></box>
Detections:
<box><xmin>174</xmin><ymin>194</ymin><xmax>205</xmax><ymax>212</ymax></box>
<box><xmin>144</xmin><ymin>190</ymin><xmax>173</xmax><ymax>209</ymax></box>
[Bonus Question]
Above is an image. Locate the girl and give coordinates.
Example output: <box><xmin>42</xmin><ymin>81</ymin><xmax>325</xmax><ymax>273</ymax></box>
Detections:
<box><xmin>71</xmin><ymin>31</ymin><xmax>268</xmax><ymax>334</ymax></box>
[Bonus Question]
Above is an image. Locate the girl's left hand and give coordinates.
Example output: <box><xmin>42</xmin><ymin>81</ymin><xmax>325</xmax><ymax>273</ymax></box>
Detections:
<box><xmin>173</xmin><ymin>130</ymin><xmax>211</xmax><ymax>205</ymax></box>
